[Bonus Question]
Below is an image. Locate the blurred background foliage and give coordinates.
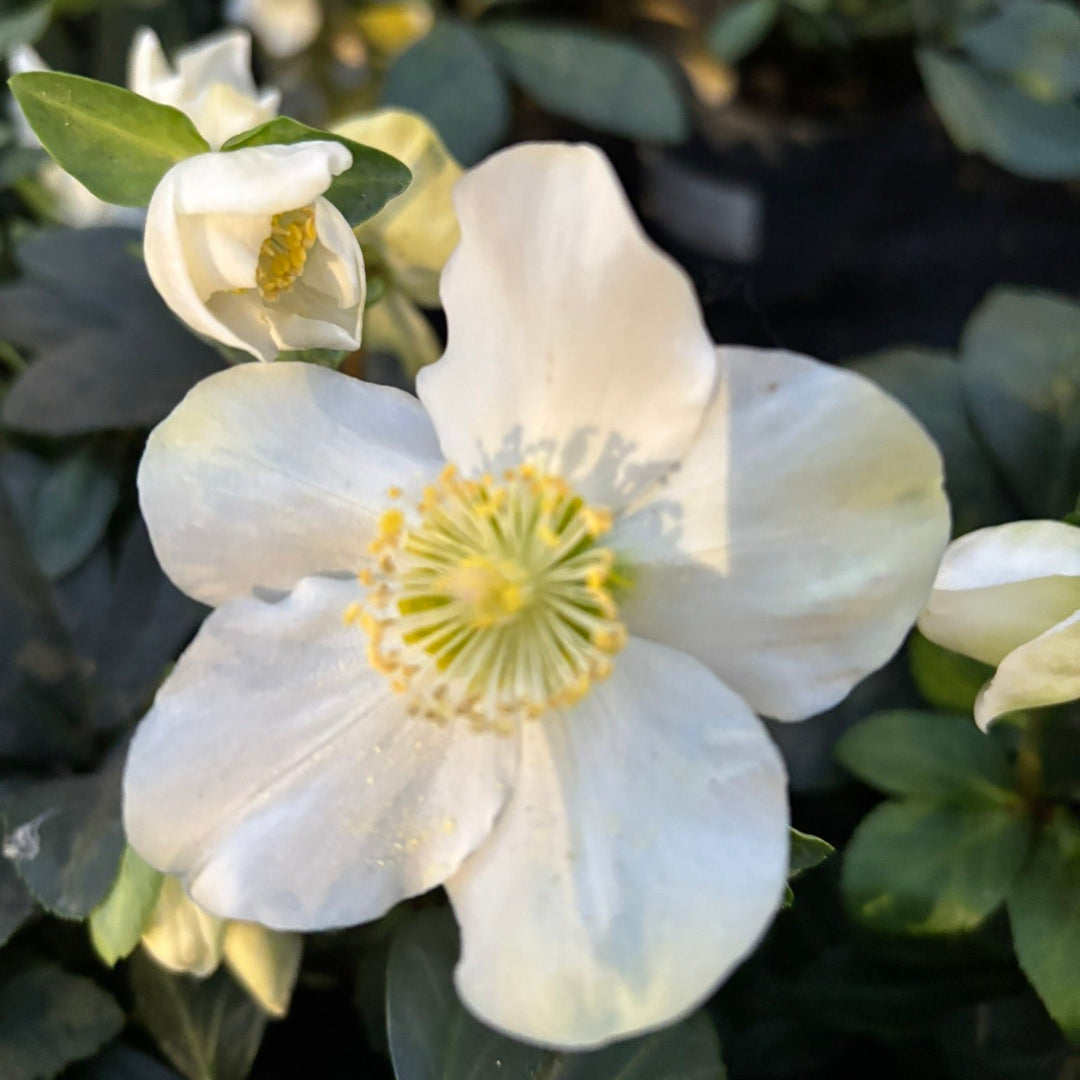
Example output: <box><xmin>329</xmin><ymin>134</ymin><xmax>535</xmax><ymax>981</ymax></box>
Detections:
<box><xmin>0</xmin><ymin>0</ymin><xmax>1079</xmax><ymax>1078</ymax></box>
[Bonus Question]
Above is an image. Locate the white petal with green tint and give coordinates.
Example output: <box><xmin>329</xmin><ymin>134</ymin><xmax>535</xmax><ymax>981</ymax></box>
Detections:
<box><xmin>138</xmin><ymin>363</ymin><xmax>443</xmax><ymax>607</ymax></box>
<box><xmin>417</xmin><ymin>142</ymin><xmax>716</xmax><ymax>508</ymax></box>
<box><xmin>976</xmin><ymin>609</ymin><xmax>1080</xmax><ymax>728</ymax></box>
<box><xmin>140</xmin><ymin>876</ymin><xmax>226</xmax><ymax>978</ymax></box>
<box><xmin>614</xmin><ymin>348</ymin><xmax>950</xmax><ymax>721</ymax></box>
<box><xmin>446</xmin><ymin>637</ymin><xmax>787</xmax><ymax>1049</ymax></box>
<box><xmin>919</xmin><ymin>520</ymin><xmax>1080</xmax><ymax>667</ymax></box>
<box><xmin>123</xmin><ymin>576</ymin><xmax>517</xmax><ymax>930</ymax></box>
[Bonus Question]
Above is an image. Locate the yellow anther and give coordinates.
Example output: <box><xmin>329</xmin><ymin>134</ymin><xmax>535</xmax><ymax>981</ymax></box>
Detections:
<box><xmin>255</xmin><ymin>205</ymin><xmax>317</xmax><ymax>302</ymax></box>
<box><xmin>353</xmin><ymin>462</ymin><xmax>630</xmax><ymax>726</ymax></box>
<box><xmin>592</xmin><ymin>625</ymin><xmax>627</xmax><ymax>653</ymax></box>
<box><xmin>343</xmin><ymin>601</ymin><xmax>362</xmax><ymax>626</ymax></box>
<box><xmin>582</xmin><ymin>506</ymin><xmax>613</xmax><ymax>537</ymax></box>
<box><xmin>378</xmin><ymin>508</ymin><xmax>405</xmax><ymax>539</ymax></box>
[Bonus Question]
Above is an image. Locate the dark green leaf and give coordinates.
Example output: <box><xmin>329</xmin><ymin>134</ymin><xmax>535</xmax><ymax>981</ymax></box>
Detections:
<box><xmin>851</xmin><ymin>347</ymin><xmax>1014</xmax><ymax>534</ymax></box>
<box><xmin>843</xmin><ymin>800</ymin><xmax>1031</xmax><ymax>935</ymax></box>
<box><xmin>706</xmin><ymin>0</ymin><xmax>781</xmax><ymax>62</ymax></box>
<box><xmin>8</xmin><ymin>449</ymin><xmax>121</xmax><ymax>580</ymax></box>
<box><xmin>960</xmin><ymin>0</ymin><xmax>1080</xmax><ymax>102</ymax></box>
<box><xmin>909</xmin><ymin>630</ymin><xmax>996</xmax><ymax>715</ymax></box>
<box><xmin>917</xmin><ymin>48</ymin><xmax>1080</xmax><ymax>180</ymax></box>
<box><xmin>1</xmin><ymin>227</ymin><xmax>224</xmax><ymax>436</ymax></box>
<box><xmin>835</xmin><ymin>710</ymin><xmax>1018</xmax><ymax>805</ymax></box>
<box><xmin>387</xmin><ymin>907</ymin><xmax>726</xmax><ymax>1080</ymax></box>
<box><xmin>961</xmin><ymin>286</ymin><xmax>1080</xmax><ymax>518</ymax></box>
<box><xmin>1</xmin><ymin>754</ymin><xmax>125</xmax><ymax>919</ymax></box>
<box><xmin>131</xmin><ymin>953</ymin><xmax>268</xmax><ymax>1080</ymax></box>
<box><xmin>795</xmin><ymin>946</ymin><xmax>1022</xmax><ymax>1038</ymax></box>
<box><xmin>387</xmin><ymin>908</ymin><xmax>547</xmax><ymax>1080</ymax></box>
<box><xmin>937</xmin><ymin>992</ymin><xmax>1072</xmax><ymax>1080</ymax></box>
<box><xmin>383</xmin><ymin>20</ymin><xmax>511</xmax><ymax>166</ymax></box>
<box><xmin>66</xmin><ymin>1043</ymin><xmax>182</xmax><ymax>1080</ymax></box>
<box><xmin>789</xmin><ymin>828</ymin><xmax>834</xmax><ymax>877</ymax></box>
<box><xmin>0</xmin><ymin>856</ymin><xmax>34</xmax><ymax>947</ymax></box>
<box><xmin>1008</xmin><ymin>811</ymin><xmax>1080</xmax><ymax>1041</ymax></box>
<box><xmin>88</xmin><ymin>518</ymin><xmax>207</xmax><ymax>732</ymax></box>
<box><xmin>0</xmin><ymin>470</ymin><xmax>87</xmax><ymax>767</ymax></box>
<box><xmin>89</xmin><ymin>846</ymin><xmax>164</xmax><ymax>967</ymax></box>
<box><xmin>486</xmin><ymin>21</ymin><xmax>689</xmax><ymax>143</ymax></box>
<box><xmin>8</xmin><ymin>72</ymin><xmax>210</xmax><ymax>205</ymax></box>
<box><xmin>0</xmin><ymin>963</ymin><xmax>124</xmax><ymax>1080</ymax></box>
<box><xmin>0</xmin><ymin>3</ymin><xmax>51</xmax><ymax>53</ymax></box>
<box><xmin>220</xmin><ymin>117</ymin><xmax>411</xmax><ymax>227</ymax></box>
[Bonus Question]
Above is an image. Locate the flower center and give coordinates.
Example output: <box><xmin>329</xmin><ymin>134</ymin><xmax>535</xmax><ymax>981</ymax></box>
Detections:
<box><xmin>348</xmin><ymin>464</ymin><xmax>629</xmax><ymax>731</ymax></box>
<box><xmin>256</xmin><ymin>206</ymin><xmax>317</xmax><ymax>302</ymax></box>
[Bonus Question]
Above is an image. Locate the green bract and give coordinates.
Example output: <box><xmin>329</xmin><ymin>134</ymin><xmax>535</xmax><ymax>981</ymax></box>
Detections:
<box><xmin>220</xmin><ymin>116</ymin><xmax>413</xmax><ymax>227</ymax></box>
<box><xmin>1009</xmin><ymin>811</ymin><xmax>1080</xmax><ymax>1041</ymax></box>
<box><xmin>8</xmin><ymin>71</ymin><xmax>211</xmax><ymax>206</ymax></box>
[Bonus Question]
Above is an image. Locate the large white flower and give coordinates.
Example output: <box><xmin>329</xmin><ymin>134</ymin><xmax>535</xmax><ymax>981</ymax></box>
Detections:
<box><xmin>225</xmin><ymin>0</ymin><xmax>323</xmax><ymax>58</ymax></box>
<box><xmin>919</xmin><ymin>520</ymin><xmax>1080</xmax><ymax>728</ymax></box>
<box><xmin>128</xmin><ymin>27</ymin><xmax>280</xmax><ymax>149</ymax></box>
<box><xmin>125</xmin><ymin>143</ymin><xmax>949</xmax><ymax>1048</ymax></box>
<box><xmin>143</xmin><ymin>141</ymin><xmax>366</xmax><ymax>362</ymax></box>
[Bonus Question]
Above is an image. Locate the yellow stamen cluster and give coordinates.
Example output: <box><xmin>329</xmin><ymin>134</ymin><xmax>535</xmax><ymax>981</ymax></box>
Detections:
<box><xmin>256</xmin><ymin>206</ymin><xmax>317</xmax><ymax>302</ymax></box>
<box><xmin>348</xmin><ymin>464</ymin><xmax>628</xmax><ymax>731</ymax></box>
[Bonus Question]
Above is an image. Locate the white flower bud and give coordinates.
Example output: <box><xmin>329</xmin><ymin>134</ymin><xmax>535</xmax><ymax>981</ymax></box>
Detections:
<box><xmin>128</xmin><ymin>27</ymin><xmax>281</xmax><ymax>150</ymax></box>
<box><xmin>143</xmin><ymin>141</ymin><xmax>366</xmax><ymax>362</ymax></box>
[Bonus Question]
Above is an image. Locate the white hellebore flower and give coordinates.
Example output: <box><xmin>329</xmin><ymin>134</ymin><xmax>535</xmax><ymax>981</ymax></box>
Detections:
<box><xmin>128</xmin><ymin>27</ymin><xmax>280</xmax><ymax>149</ymax></box>
<box><xmin>919</xmin><ymin>520</ymin><xmax>1080</xmax><ymax>729</ymax></box>
<box><xmin>142</xmin><ymin>876</ymin><xmax>302</xmax><ymax>1017</ymax></box>
<box><xmin>144</xmin><ymin>141</ymin><xmax>365</xmax><ymax>362</ymax></box>
<box><xmin>125</xmin><ymin>144</ymin><xmax>949</xmax><ymax>1048</ymax></box>
<box><xmin>6</xmin><ymin>45</ymin><xmax>141</xmax><ymax>228</ymax></box>
<box><xmin>225</xmin><ymin>0</ymin><xmax>323</xmax><ymax>58</ymax></box>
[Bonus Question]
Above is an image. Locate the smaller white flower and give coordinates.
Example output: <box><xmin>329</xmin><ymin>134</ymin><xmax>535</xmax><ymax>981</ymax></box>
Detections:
<box><xmin>919</xmin><ymin>520</ymin><xmax>1080</xmax><ymax>728</ymax></box>
<box><xmin>226</xmin><ymin>0</ymin><xmax>323</xmax><ymax>59</ymax></box>
<box><xmin>6</xmin><ymin>45</ymin><xmax>142</xmax><ymax>229</ymax></box>
<box><xmin>142</xmin><ymin>876</ymin><xmax>302</xmax><ymax>1016</ymax></box>
<box><xmin>128</xmin><ymin>27</ymin><xmax>281</xmax><ymax>149</ymax></box>
<box><xmin>143</xmin><ymin>141</ymin><xmax>365</xmax><ymax>362</ymax></box>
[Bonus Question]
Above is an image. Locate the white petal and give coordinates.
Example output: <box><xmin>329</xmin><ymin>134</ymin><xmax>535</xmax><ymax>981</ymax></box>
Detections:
<box><xmin>141</xmin><ymin>876</ymin><xmax>226</xmax><ymax>977</ymax></box>
<box><xmin>127</xmin><ymin>28</ymin><xmax>173</xmax><ymax>98</ymax></box>
<box><xmin>165</xmin><ymin>143</ymin><xmax>349</xmax><ymax>217</ymax></box>
<box><xmin>447</xmin><ymin>637</ymin><xmax>788</xmax><ymax>1049</ymax></box>
<box><xmin>918</xmin><ymin>521</ymin><xmax>1080</xmax><ymax>666</ymax></box>
<box><xmin>417</xmin><ymin>143</ymin><xmax>716</xmax><ymax>507</ymax></box>
<box><xmin>222</xmin><ymin>922</ymin><xmax>303</xmax><ymax>1017</ymax></box>
<box><xmin>976</xmin><ymin>610</ymin><xmax>1080</xmax><ymax>729</ymax></box>
<box><xmin>301</xmin><ymin>197</ymin><xmax>366</xmax><ymax>312</ymax></box>
<box><xmin>176</xmin><ymin>211</ymin><xmax>267</xmax><ymax>298</ymax></box>
<box><xmin>138</xmin><ymin>362</ymin><xmax>443</xmax><ymax>606</ymax></box>
<box><xmin>144</xmin><ymin>166</ymin><xmax>268</xmax><ymax>357</ymax></box>
<box><xmin>614</xmin><ymin>348</ymin><xmax>950</xmax><ymax>722</ymax></box>
<box><xmin>173</xmin><ymin>28</ymin><xmax>257</xmax><ymax>96</ymax></box>
<box><xmin>123</xmin><ymin>576</ymin><xmax>519</xmax><ymax>930</ymax></box>
<box><xmin>188</xmin><ymin>82</ymin><xmax>280</xmax><ymax>150</ymax></box>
